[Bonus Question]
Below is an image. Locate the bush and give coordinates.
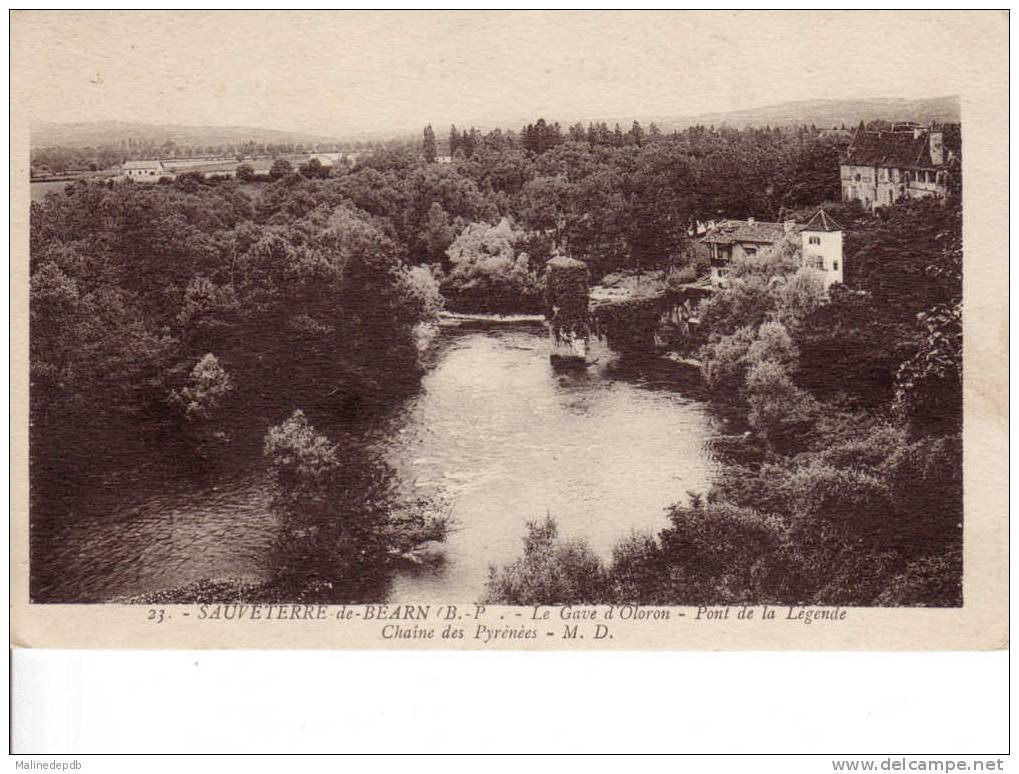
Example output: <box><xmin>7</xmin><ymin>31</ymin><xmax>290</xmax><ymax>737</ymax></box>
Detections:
<box><xmin>262</xmin><ymin>409</ymin><xmax>452</xmax><ymax>599</ymax></box>
<box><xmin>263</xmin><ymin>409</ymin><xmax>342</xmax><ymax>522</ymax></box>
<box><xmin>745</xmin><ymin>360</ymin><xmax>818</xmax><ymax>445</ymax></box>
<box><xmin>746</xmin><ymin>320</ymin><xmax>797</xmax><ymax>370</ymax></box>
<box><xmin>639</xmin><ymin>500</ymin><xmax>790</xmax><ymax>605</ymax></box>
<box><xmin>606</xmin><ymin>531</ymin><xmax>667</xmax><ymax>604</ymax></box>
<box><xmin>874</xmin><ymin>554</ymin><xmax>963</xmax><ymax>607</ymax></box>
<box><xmin>700</xmin><ymin>326</ymin><xmax>756</xmax><ymax>394</ymax></box>
<box><xmin>483</xmin><ymin>517</ymin><xmax>608</xmax><ymax>605</ymax></box>
<box><xmin>729</xmin><ymin>235</ymin><xmax>801</xmax><ymax>279</ymax></box>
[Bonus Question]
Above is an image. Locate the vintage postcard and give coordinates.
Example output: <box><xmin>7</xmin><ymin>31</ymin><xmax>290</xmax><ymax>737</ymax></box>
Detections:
<box><xmin>9</xmin><ymin>10</ymin><xmax>1008</xmax><ymax>650</ymax></box>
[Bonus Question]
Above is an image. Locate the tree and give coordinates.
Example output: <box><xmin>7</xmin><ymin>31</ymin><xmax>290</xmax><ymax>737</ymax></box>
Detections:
<box><xmin>630</xmin><ymin>121</ymin><xmax>644</xmax><ymax>147</ymax></box>
<box><xmin>298</xmin><ymin>157</ymin><xmax>328</xmax><ymax>179</ymax></box>
<box><xmin>269</xmin><ymin>158</ymin><xmax>293</xmax><ymax>181</ymax></box>
<box><xmin>422</xmin><ymin>124</ymin><xmax>437</xmax><ymax>163</ymax></box>
<box><xmin>441</xmin><ymin>218</ymin><xmax>545</xmax><ymax>313</ymax></box>
<box><xmin>418</xmin><ymin>202</ymin><xmax>455</xmax><ymax>264</ymax></box>
<box><xmin>893</xmin><ymin>302</ymin><xmax>962</xmax><ymax>431</ymax></box>
<box><xmin>236</xmin><ymin>163</ymin><xmax>255</xmax><ymax>182</ymax></box>
<box><xmin>168</xmin><ymin>353</ymin><xmax>234</xmax><ymax>422</ymax></box>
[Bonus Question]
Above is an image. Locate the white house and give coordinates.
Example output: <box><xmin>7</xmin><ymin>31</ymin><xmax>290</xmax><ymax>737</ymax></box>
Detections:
<box><xmin>799</xmin><ymin>209</ymin><xmax>844</xmax><ymax>290</ymax></box>
<box><xmin>122</xmin><ymin>160</ymin><xmax>168</xmax><ymax>182</ymax></box>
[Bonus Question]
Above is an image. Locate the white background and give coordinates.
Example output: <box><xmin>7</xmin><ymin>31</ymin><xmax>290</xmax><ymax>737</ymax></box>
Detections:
<box><xmin>11</xmin><ymin>649</ymin><xmax>1010</xmax><ymax>757</ymax></box>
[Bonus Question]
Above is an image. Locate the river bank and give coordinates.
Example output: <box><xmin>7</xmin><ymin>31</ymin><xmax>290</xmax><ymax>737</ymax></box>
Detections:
<box><xmin>33</xmin><ymin>320</ymin><xmax>719</xmax><ymax>604</ymax></box>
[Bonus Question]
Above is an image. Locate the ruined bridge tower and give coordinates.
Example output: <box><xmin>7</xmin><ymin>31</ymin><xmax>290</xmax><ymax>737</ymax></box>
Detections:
<box><xmin>545</xmin><ymin>256</ymin><xmax>591</xmax><ymax>366</ymax></box>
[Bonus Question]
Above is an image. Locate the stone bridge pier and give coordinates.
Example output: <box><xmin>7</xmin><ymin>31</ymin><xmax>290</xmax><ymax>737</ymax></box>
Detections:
<box><xmin>545</xmin><ymin>256</ymin><xmax>592</xmax><ymax>366</ymax></box>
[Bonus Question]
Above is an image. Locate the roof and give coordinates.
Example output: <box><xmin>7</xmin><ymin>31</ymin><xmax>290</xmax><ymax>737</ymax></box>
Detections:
<box><xmin>701</xmin><ymin>219</ymin><xmax>793</xmax><ymax>246</ymax></box>
<box><xmin>168</xmin><ymin>162</ymin><xmax>236</xmax><ymax>174</ymax></box>
<box><xmin>801</xmin><ymin>210</ymin><xmax>843</xmax><ymax>233</ymax></box>
<box><xmin>123</xmin><ymin>160</ymin><xmax>164</xmax><ymax>170</ymax></box>
<box><xmin>843</xmin><ymin>130</ymin><xmax>943</xmax><ymax>169</ymax></box>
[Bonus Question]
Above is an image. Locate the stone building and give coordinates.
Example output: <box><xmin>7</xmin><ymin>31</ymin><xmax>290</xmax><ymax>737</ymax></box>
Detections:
<box><xmin>701</xmin><ymin>209</ymin><xmax>845</xmax><ymax>290</ymax></box>
<box><xmin>702</xmin><ymin>217</ymin><xmax>796</xmax><ymax>285</ymax></box>
<box><xmin>840</xmin><ymin>124</ymin><xmax>949</xmax><ymax>211</ymax></box>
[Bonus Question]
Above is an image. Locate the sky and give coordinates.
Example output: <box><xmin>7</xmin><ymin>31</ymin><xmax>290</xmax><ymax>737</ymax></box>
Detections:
<box><xmin>11</xmin><ymin>11</ymin><xmax>1005</xmax><ymax>138</ymax></box>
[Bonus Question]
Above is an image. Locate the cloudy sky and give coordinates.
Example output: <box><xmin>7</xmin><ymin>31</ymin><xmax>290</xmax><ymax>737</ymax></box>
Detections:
<box><xmin>12</xmin><ymin>11</ymin><xmax>1004</xmax><ymax>137</ymax></box>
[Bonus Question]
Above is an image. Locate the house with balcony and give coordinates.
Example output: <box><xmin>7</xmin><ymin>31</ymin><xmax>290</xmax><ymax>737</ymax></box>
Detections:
<box><xmin>840</xmin><ymin>124</ymin><xmax>950</xmax><ymax>211</ymax></box>
<box><xmin>701</xmin><ymin>217</ymin><xmax>797</xmax><ymax>285</ymax></box>
<box><xmin>701</xmin><ymin>210</ymin><xmax>845</xmax><ymax>291</ymax></box>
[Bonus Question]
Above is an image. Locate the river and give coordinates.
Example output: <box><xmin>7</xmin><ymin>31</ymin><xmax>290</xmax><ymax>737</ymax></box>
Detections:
<box><xmin>31</xmin><ymin>319</ymin><xmax>718</xmax><ymax>603</ymax></box>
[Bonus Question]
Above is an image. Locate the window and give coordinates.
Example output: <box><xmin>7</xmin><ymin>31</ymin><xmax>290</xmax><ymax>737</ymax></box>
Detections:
<box><xmin>808</xmin><ymin>236</ymin><xmax>821</xmax><ymax>245</ymax></box>
<box><xmin>888</xmin><ymin>190</ymin><xmax>893</xmax><ymax>204</ymax></box>
<box><xmin>744</xmin><ymin>246</ymin><xmax>757</xmax><ymax>257</ymax></box>
<box><xmin>833</xmin><ymin>260</ymin><xmax>839</xmax><ymax>271</ymax></box>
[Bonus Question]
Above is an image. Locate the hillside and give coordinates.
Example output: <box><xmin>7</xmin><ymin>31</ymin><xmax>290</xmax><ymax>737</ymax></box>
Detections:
<box><xmin>31</xmin><ymin>120</ymin><xmax>341</xmax><ymax>149</ymax></box>
<box><xmin>649</xmin><ymin>95</ymin><xmax>960</xmax><ymax>131</ymax></box>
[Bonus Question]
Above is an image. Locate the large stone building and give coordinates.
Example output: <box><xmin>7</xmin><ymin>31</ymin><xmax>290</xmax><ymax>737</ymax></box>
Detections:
<box><xmin>701</xmin><ymin>209</ymin><xmax>844</xmax><ymax>290</ymax></box>
<box><xmin>840</xmin><ymin>124</ymin><xmax>950</xmax><ymax>211</ymax></box>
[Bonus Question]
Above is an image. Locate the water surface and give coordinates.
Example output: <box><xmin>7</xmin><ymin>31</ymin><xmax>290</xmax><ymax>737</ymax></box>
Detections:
<box><xmin>32</xmin><ymin>321</ymin><xmax>717</xmax><ymax>603</ymax></box>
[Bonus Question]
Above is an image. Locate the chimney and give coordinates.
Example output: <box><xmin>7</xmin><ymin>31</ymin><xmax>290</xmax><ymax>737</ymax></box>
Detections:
<box><xmin>747</xmin><ymin>216</ymin><xmax>755</xmax><ymax>225</ymax></box>
<box><xmin>929</xmin><ymin>130</ymin><xmax>944</xmax><ymax>166</ymax></box>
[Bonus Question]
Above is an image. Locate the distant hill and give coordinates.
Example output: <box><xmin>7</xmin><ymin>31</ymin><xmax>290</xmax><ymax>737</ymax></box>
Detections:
<box><xmin>646</xmin><ymin>96</ymin><xmax>961</xmax><ymax>132</ymax></box>
<box><xmin>32</xmin><ymin>96</ymin><xmax>962</xmax><ymax>152</ymax></box>
<box><xmin>31</xmin><ymin>120</ymin><xmax>342</xmax><ymax>149</ymax></box>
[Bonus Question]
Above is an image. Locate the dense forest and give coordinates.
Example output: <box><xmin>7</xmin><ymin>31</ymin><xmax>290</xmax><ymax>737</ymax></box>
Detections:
<box><xmin>30</xmin><ymin>118</ymin><xmax>962</xmax><ymax>604</ymax></box>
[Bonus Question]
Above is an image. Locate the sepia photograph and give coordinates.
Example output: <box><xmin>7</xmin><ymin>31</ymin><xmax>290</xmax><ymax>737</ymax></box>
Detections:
<box><xmin>9</xmin><ymin>11</ymin><xmax>1007</xmax><ymax>652</ymax></box>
